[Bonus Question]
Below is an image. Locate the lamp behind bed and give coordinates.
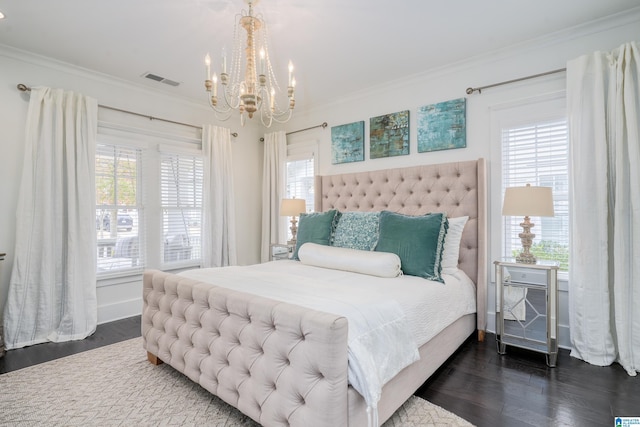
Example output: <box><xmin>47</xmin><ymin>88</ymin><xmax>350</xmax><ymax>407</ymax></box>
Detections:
<box><xmin>280</xmin><ymin>198</ymin><xmax>306</xmax><ymax>245</ymax></box>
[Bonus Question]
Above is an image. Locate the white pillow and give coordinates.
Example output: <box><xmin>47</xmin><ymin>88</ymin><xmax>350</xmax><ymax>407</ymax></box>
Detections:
<box><xmin>441</xmin><ymin>216</ymin><xmax>469</xmax><ymax>275</ymax></box>
<box><xmin>298</xmin><ymin>242</ymin><xmax>402</xmax><ymax>278</ymax></box>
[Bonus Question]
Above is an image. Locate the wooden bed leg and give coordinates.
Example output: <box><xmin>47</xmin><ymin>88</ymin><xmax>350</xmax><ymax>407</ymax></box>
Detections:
<box><xmin>147</xmin><ymin>352</ymin><xmax>163</xmax><ymax>365</ymax></box>
<box><xmin>477</xmin><ymin>330</ymin><xmax>485</xmax><ymax>342</ymax></box>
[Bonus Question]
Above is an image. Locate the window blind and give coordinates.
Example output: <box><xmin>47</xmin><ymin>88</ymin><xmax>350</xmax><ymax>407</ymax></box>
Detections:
<box><xmin>501</xmin><ymin>118</ymin><xmax>569</xmax><ymax>270</ymax></box>
<box><xmin>160</xmin><ymin>153</ymin><xmax>203</xmax><ymax>265</ymax></box>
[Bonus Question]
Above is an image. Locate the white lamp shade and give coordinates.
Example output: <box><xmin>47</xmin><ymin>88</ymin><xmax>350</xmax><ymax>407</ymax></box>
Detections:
<box><xmin>280</xmin><ymin>198</ymin><xmax>306</xmax><ymax>217</ymax></box>
<box><xmin>502</xmin><ymin>184</ymin><xmax>554</xmax><ymax>217</ymax></box>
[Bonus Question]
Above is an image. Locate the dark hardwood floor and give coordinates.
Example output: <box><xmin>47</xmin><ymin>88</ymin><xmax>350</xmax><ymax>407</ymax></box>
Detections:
<box><xmin>416</xmin><ymin>334</ymin><xmax>640</xmax><ymax>427</ymax></box>
<box><xmin>0</xmin><ymin>316</ymin><xmax>141</xmax><ymax>374</ymax></box>
<box><xmin>1</xmin><ymin>317</ymin><xmax>638</xmax><ymax>426</ymax></box>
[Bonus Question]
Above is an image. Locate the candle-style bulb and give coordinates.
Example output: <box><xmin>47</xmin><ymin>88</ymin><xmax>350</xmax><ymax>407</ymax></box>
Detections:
<box><xmin>259</xmin><ymin>48</ymin><xmax>266</xmax><ymax>75</ymax></box>
<box><xmin>205</xmin><ymin>53</ymin><xmax>211</xmax><ymax>80</ymax></box>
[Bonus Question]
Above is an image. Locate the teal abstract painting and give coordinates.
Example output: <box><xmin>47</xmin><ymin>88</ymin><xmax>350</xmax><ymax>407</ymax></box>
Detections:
<box><xmin>418</xmin><ymin>98</ymin><xmax>466</xmax><ymax>153</ymax></box>
<box><xmin>331</xmin><ymin>121</ymin><xmax>365</xmax><ymax>164</ymax></box>
<box><xmin>369</xmin><ymin>110</ymin><xmax>410</xmax><ymax>159</ymax></box>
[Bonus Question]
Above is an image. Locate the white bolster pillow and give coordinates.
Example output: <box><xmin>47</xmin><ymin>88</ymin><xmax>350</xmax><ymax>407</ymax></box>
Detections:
<box><xmin>298</xmin><ymin>242</ymin><xmax>402</xmax><ymax>278</ymax></box>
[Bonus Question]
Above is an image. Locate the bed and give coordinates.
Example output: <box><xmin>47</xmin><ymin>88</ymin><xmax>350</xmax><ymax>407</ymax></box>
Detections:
<box><xmin>142</xmin><ymin>158</ymin><xmax>487</xmax><ymax>426</ymax></box>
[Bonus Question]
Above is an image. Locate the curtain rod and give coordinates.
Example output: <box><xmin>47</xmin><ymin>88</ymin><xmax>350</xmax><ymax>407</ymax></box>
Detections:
<box><xmin>259</xmin><ymin>122</ymin><xmax>328</xmax><ymax>142</ymax></box>
<box><xmin>465</xmin><ymin>68</ymin><xmax>566</xmax><ymax>95</ymax></box>
<box><xmin>16</xmin><ymin>84</ymin><xmax>238</xmax><ymax>138</ymax></box>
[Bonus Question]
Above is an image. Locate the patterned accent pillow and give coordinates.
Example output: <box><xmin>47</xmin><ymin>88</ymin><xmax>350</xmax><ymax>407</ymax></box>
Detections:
<box><xmin>331</xmin><ymin>211</ymin><xmax>381</xmax><ymax>251</ymax></box>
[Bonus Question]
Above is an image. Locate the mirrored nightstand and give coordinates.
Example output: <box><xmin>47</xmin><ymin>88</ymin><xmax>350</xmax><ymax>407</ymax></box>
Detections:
<box><xmin>270</xmin><ymin>243</ymin><xmax>294</xmax><ymax>261</ymax></box>
<box><xmin>495</xmin><ymin>258</ymin><xmax>560</xmax><ymax>367</ymax></box>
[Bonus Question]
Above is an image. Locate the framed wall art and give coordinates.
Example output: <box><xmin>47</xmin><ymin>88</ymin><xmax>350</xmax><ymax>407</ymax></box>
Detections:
<box><xmin>369</xmin><ymin>110</ymin><xmax>410</xmax><ymax>159</ymax></box>
<box><xmin>331</xmin><ymin>121</ymin><xmax>365</xmax><ymax>164</ymax></box>
<box><xmin>417</xmin><ymin>98</ymin><xmax>466</xmax><ymax>153</ymax></box>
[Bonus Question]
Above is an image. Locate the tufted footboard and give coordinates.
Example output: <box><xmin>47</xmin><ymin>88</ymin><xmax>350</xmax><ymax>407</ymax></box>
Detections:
<box><xmin>142</xmin><ymin>270</ymin><xmax>350</xmax><ymax>426</ymax></box>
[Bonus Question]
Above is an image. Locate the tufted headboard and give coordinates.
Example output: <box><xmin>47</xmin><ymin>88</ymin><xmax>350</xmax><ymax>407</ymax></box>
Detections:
<box><xmin>314</xmin><ymin>159</ymin><xmax>487</xmax><ymax>334</ymax></box>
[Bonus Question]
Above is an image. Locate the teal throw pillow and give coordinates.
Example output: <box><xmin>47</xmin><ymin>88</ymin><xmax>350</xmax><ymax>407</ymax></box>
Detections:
<box><xmin>375</xmin><ymin>211</ymin><xmax>448</xmax><ymax>282</ymax></box>
<box><xmin>293</xmin><ymin>210</ymin><xmax>340</xmax><ymax>260</ymax></box>
<box><xmin>332</xmin><ymin>211</ymin><xmax>381</xmax><ymax>251</ymax></box>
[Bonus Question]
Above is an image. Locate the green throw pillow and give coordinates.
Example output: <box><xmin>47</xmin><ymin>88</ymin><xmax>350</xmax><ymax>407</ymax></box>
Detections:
<box><xmin>375</xmin><ymin>211</ymin><xmax>448</xmax><ymax>282</ymax></box>
<box><xmin>293</xmin><ymin>210</ymin><xmax>340</xmax><ymax>260</ymax></box>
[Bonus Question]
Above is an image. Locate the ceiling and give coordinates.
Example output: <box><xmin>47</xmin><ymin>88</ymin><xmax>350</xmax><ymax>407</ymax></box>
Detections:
<box><xmin>1</xmin><ymin>0</ymin><xmax>639</xmax><ymax>112</ymax></box>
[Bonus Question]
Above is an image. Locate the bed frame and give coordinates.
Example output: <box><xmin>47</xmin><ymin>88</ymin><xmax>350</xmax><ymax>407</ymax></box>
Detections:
<box><xmin>142</xmin><ymin>158</ymin><xmax>487</xmax><ymax>426</ymax></box>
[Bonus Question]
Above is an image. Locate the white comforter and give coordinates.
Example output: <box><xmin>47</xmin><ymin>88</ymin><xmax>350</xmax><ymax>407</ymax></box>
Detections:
<box><xmin>179</xmin><ymin>261</ymin><xmax>476</xmax><ymax>420</ymax></box>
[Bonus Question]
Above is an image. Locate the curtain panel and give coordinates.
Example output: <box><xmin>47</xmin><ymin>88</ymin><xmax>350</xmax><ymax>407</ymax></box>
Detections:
<box><xmin>202</xmin><ymin>125</ymin><xmax>237</xmax><ymax>268</ymax></box>
<box><xmin>3</xmin><ymin>87</ymin><xmax>98</xmax><ymax>349</ymax></box>
<box><xmin>260</xmin><ymin>131</ymin><xmax>286</xmax><ymax>262</ymax></box>
<box><xmin>568</xmin><ymin>41</ymin><xmax>640</xmax><ymax>376</ymax></box>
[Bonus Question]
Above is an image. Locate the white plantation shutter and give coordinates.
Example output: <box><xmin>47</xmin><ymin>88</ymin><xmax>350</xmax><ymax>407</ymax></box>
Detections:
<box><xmin>160</xmin><ymin>153</ymin><xmax>204</xmax><ymax>265</ymax></box>
<box><xmin>285</xmin><ymin>157</ymin><xmax>314</xmax><ymax>210</ymax></box>
<box><xmin>501</xmin><ymin>118</ymin><xmax>569</xmax><ymax>270</ymax></box>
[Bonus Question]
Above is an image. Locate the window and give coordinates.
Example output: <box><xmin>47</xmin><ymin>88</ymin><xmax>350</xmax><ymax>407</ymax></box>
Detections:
<box><xmin>95</xmin><ymin>144</ymin><xmax>143</xmax><ymax>275</ymax></box>
<box><xmin>285</xmin><ymin>157</ymin><xmax>314</xmax><ymax>210</ymax></box>
<box><xmin>501</xmin><ymin>117</ymin><xmax>569</xmax><ymax>271</ymax></box>
<box><xmin>160</xmin><ymin>153</ymin><xmax>203</xmax><ymax>266</ymax></box>
<box><xmin>284</xmin><ymin>139</ymin><xmax>316</xmax><ymax>242</ymax></box>
<box><xmin>95</xmin><ymin>121</ymin><xmax>203</xmax><ymax>278</ymax></box>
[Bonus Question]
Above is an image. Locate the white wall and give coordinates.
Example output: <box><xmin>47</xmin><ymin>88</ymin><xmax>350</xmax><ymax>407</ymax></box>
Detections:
<box><xmin>285</xmin><ymin>11</ymin><xmax>640</xmax><ymax>348</ymax></box>
<box><xmin>0</xmin><ymin>46</ymin><xmax>264</xmax><ymax>324</ymax></box>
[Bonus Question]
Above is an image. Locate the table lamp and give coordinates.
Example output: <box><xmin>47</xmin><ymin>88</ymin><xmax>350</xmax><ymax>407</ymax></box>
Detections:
<box><xmin>280</xmin><ymin>198</ymin><xmax>306</xmax><ymax>245</ymax></box>
<box><xmin>502</xmin><ymin>184</ymin><xmax>554</xmax><ymax>264</ymax></box>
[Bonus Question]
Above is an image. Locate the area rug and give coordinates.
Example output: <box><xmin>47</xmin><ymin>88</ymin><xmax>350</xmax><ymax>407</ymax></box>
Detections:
<box><xmin>0</xmin><ymin>338</ymin><xmax>474</xmax><ymax>426</ymax></box>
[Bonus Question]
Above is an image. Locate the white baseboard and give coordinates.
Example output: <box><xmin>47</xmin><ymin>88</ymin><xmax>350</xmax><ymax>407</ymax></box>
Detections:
<box><xmin>97</xmin><ymin>298</ymin><xmax>142</xmax><ymax>325</ymax></box>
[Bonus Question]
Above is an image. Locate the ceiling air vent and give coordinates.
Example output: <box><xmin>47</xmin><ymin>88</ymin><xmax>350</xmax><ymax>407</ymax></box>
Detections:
<box><xmin>142</xmin><ymin>72</ymin><xmax>180</xmax><ymax>87</ymax></box>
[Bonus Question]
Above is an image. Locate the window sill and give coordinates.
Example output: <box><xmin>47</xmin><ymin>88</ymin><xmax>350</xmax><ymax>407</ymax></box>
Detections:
<box><xmin>97</xmin><ymin>269</ymin><xmax>143</xmax><ymax>287</ymax></box>
<box><xmin>96</xmin><ymin>263</ymin><xmax>201</xmax><ymax>288</ymax></box>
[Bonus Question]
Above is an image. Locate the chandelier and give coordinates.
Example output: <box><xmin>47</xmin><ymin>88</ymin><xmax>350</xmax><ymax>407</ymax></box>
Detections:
<box><xmin>203</xmin><ymin>0</ymin><xmax>296</xmax><ymax>127</ymax></box>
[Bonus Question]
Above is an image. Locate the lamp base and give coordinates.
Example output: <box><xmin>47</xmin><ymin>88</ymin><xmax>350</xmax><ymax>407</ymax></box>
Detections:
<box><xmin>516</xmin><ymin>252</ymin><xmax>537</xmax><ymax>264</ymax></box>
<box><xmin>516</xmin><ymin>215</ymin><xmax>537</xmax><ymax>264</ymax></box>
